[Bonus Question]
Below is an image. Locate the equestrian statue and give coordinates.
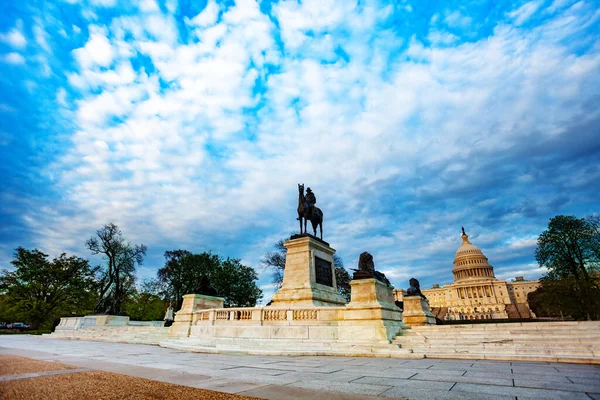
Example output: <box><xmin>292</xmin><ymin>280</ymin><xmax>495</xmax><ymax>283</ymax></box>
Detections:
<box><xmin>297</xmin><ymin>184</ymin><xmax>323</xmax><ymax>239</ymax></box>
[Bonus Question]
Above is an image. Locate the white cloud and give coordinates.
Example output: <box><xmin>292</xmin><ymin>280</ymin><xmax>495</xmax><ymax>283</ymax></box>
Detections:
<box><xmin>138</xmin><ymin>0</ymin><xmax>160</xmax><ymax>13</ymax></box>
<box><xmin>145</xmin><ymin>14</ymin><xmax>179</xmax><ymax>44</ymax></box>
<box><xmin>444</xmin><ymin>10</ymin><xmax>472</xmax><ymax>28</ymax></box>
<box><xmin>546</xmin><ymin>0</ymin><xmax>572</xmax><ymax>14</ymax></box>
<box><xmin>165</xmin><ymin>0</ymin><xmax>178</xmax><ymax>14</ymax></box>
<box><xmin>509</xmin><ymin>1</ymin><xmax>543</xmax><ymax>26</ymax></box>
<box><xmin>23</xmin><ymin>0</ymin><xmax>600</xmax><ymax>289</ymax></box>
<box><xmin>57</xmin><ymin>88</ymin><xmax>68</xmax><ymax>107</ymax></box>
<box><xmin>428</xmin><ymin>30</ymin><xmax>459</xmax><ymax>45</ymax></box>
<box><xmin>91</xmin><ymin>0</ymin><xmax>116</xmax><ymax>7</ymax></box>
<box><xmin>2</xmin><ymin>52</ymin><xmax>25</xmax><ymax>65</ymax></box>
<box><xmin>0</xmin><ymin>20</ymin><xmax>27</xmax><ymax>49</ymax></box>
<box><xmin>188</xmin><ymin>0</ymin><xmax>220</xmax><ymax>27</ymax></box>
<box><xmin>33</xmin><ymin>21</ymin><xmax>51</xmax><ymax>51</ymax></box>
<box><xmin>72</xmin><ymin>26</ymin><xmax>114</xmax><ymax>68</ymax></box>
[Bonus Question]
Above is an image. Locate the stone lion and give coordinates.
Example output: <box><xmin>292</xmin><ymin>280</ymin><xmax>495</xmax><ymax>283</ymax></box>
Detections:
<box><xmin>406</xmin><ymin>277</ymin><xmax>426</xmax><ymax>299</ymax></box>
<box><xmin>358</xmin><ymin>252</ymin><xmax>375</xmax><ymax>274</ymax></box>
<box><xmin>353</xmin><ymin>251</ymin><xmax>391</xmax><ymax>286</ymax></box>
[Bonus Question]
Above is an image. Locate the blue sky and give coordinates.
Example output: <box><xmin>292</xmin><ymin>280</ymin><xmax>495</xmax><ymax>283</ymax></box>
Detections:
<box><xmin>0</xmin><ymin>0</ymin><xmax>599</xmax><ymax>302</ymax></box>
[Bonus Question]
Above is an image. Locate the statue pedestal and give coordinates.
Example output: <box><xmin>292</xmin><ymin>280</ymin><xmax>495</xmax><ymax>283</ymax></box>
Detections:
<box><xmin>402</xmin><ymin>296</ymin><xmax>436</xmax><ymax>326</ymax></box>
<box><xmin>340</xmin><ymin>278</ymin><xmax>404</xmax><ymax>341</ymax></box>
<box><xmin>270</xmin><ymin>235</ymin><xmax>346</xmax><ymax>307</ymax></box>
<box><xmin>170</xmin><ymin>294</ymin><xmax>225</xmax><ymax>337</ymax></box>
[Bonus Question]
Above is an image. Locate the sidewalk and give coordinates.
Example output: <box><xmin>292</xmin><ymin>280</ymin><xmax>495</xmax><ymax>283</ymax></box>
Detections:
<box><xmin>1</xmin><ymin>335</ymin><xmax>600</xmax><ymax>400</ymax></box>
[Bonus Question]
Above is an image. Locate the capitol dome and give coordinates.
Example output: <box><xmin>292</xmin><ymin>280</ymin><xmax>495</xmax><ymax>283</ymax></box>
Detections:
<box><xmin>452</xmin><ymin>228</ymin><xmax>496</xmax><ymax>282</ymax></box>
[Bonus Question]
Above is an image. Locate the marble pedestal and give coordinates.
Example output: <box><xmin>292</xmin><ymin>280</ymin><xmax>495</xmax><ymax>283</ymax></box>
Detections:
<box><xmin>170</xmin><ymin>294</ymin><xmax>225</xmax><ymax>337</ymax></box>
<box><xmin>402</xmin><ymin>295</ymin><xmax>436</xmax><ymax>326</ymax></box>
<box><xmin>341</xmin><ymin>278</ymin><xmax>404</xmax><ymax>341</ymax></box>
<box><xmin>270</xmin><ymin>235</ymin><xmax>346</xmax><ymax>307</ymax></box>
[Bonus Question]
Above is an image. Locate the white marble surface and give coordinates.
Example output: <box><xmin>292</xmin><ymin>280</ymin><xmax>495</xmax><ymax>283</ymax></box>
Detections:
<box><xmin>2</xmin><ymin>335</ymin><xmax>600</xmax><ymax>400</ymax></box>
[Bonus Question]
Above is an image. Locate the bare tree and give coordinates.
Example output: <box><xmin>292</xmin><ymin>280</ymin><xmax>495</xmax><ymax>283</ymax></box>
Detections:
<box><xmin>86</xmin><ymin>223</ymin><xmax>146</xmax><ymax>315</ymax></box>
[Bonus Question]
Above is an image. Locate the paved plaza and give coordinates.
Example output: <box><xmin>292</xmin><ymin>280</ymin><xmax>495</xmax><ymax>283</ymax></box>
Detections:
<box><xmin>2</xmin><ymin>335</ymin><xmax>600</xmax><ymax>400</ymax></box>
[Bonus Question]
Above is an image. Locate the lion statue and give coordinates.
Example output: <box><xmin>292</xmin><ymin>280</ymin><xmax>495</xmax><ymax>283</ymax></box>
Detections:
<box><xmin>406</xmin><ymin>277</ymin><xmax>426</xmax><ymax>299</ymax></box>
<box><xmin>352</xmin><ymin>251</ymin><xmax>391</xmax><ymax>286</ymax></box>
<box><xmin>358</xmin><ymin>252</ymin><xmax>375</xmax><ymax>274</ymax></box>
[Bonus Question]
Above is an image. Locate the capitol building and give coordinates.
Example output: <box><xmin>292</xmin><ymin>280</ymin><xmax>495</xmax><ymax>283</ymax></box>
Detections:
<box><xmin>394</xmin><ymin>229</ymin><xmax>540</xmax><ymax>320</ymax></box>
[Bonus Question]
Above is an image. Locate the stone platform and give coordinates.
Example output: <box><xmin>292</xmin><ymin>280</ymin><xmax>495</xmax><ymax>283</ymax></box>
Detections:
<box><xmin>3</xmin><ymin>335</ymin><xmax>600</xmax><ymax>400</ymax></box>
<box><xmin>393</xmin><ymin>321</ymin><xmax>600</xmax><ymax>364</ymax></box>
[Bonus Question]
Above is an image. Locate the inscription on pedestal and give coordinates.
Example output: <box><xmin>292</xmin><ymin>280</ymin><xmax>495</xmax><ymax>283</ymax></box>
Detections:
<box><xmin>315</xmin><ymin>257</ymin><xmax>333</xmax><ymax>287</ymax></box>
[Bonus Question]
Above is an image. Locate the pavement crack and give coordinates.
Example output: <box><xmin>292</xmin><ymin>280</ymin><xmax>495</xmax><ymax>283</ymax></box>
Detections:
<box><xmin>407</xmin><ymin>373</ymin><xmax>418</xmax><ymax>379</ymax></box>
<box><xmin>377</xmin><ymin>386</ymin><xmax>394</xmax><ymax>396</ymax></box>
<box><xmin>449</xmin><ymin>382</ymin><xmax>457</xmax><ymax>391</ymax></box>
<box><xmin>566</xmin><ymin>376</ymin><xmax>574</xmax><ymax>384</ymax></box>
<box><xmin>347</xmin><ymin>376</ymin><xmax>365</xmax><ymax>383</ymax></box>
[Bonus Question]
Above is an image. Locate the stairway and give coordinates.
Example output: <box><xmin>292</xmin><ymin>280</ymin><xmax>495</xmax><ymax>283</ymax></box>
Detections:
<box><xmin>392</xmin><ymin>321</ymin><xmax>600</xmax><ymax>364</ymax></box>
<box><xmin>160</xmin><ymin>336</ymin><xmax>420</xmax><ymax>358</ymax></box>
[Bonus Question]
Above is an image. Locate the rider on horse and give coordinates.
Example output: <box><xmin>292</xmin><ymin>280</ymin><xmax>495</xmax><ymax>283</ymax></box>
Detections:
<box><xmin>304</xmin><ymin>187</ymin><xmax>316</xmax><ymax>219</ymax></box>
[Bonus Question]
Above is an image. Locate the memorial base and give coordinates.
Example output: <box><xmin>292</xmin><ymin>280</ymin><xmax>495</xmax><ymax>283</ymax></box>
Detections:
<box><xmin>270</xmin><ymin>235</ymin><xmax>346</xmax><ymax>307</ymax></box>
<box><xmin>402</xmin><ymin>295</ymin><xmax>436</xmax><ymax>326</ymax></box>
<box><xmin>170</xmin><ymin>294</ymin><xmax>225</xmax><ymax>337</ymax></box>
<box><xmin>341</xmin><ymin>278</ymin><xmax>405</xmax><ymax>341</ymax></box>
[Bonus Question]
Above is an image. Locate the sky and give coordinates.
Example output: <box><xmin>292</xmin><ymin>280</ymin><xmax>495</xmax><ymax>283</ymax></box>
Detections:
<box><xmin>0</xmin><ymin>0</ymin><xmax>599</xmax><ymax>303</ymax></box>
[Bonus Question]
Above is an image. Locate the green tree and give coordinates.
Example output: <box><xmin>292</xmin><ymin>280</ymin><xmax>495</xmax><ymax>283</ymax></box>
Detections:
<box><xmin>0</xmin><ymin>248</ymin><xmax>97</xmax><ymax>329</ymax></box>
<box><xmin>211</xmin><ymin>258</ymin><xmax>263</xmax><ymax>307</ymax></box>
<box><xmin>86</xmin><ymin>223</ymin><xmax>146</xmax><ymax>315</ymax></box>
<box><xmin>534</xmin><ymin>215</ymin><xmax>600</xmax><ymax>320</ymax></box>
<box><xmin>157</xmin><ymin>251</ymin><xmax>262</xmax><ymax>309</ymax></box>
<box><xmin>124</xmin><ymin>290</ymin><xmax>166</xmax><ymax>321</ymax></box>
<box><xmin>262</xmin><ymin>238</ymin><xmax>351</xmax><ymax>302</ymax></box>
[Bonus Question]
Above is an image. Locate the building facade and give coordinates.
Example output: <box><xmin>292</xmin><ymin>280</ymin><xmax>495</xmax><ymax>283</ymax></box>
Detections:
<box><xmin>394</xmin><ymin>230</ymin><xmax>540</xmax><ymax>320</ymax></box>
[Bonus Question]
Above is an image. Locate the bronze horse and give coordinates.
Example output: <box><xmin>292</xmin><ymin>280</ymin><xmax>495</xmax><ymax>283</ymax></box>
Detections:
<box><xmin>297</xmin><ymin>184</ymin><xmax>323</xmax><ymax>239</ymax></box>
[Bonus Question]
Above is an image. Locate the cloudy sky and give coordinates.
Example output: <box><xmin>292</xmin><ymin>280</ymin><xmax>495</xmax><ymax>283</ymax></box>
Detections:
<box><xmin>1</xmin><ymin>0</ymin><xmax>599</xmax><ymax>302</ymax></box>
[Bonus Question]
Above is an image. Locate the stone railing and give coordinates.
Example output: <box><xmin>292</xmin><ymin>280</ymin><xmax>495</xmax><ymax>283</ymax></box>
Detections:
<box><xmin>192</xmin><ymin>307</ymin><xmax>342</xmax><ymax>326</ymax></box>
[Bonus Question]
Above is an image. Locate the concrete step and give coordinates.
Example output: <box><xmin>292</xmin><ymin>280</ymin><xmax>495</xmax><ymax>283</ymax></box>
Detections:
<box><xmin>160</xmin><ymin>340</ymin><xmax>419</xmax><ymax>358</ymax></box>
<box><xmin>413</xmin><ymin>321</ymin><xmax>600</xmax><ymax>329</ymax></box>
<box><xmin>398</xmin><ymin>333</ymin><xmax>600</xmax><ymax>341</ymax></box>
<box><xmin>419</xmin><ymin>352</ymin><xmax>600</xmax><ymax>364</ymax></box>
<box><xmin>397</xmin><ymin>338</ymin><xmax>600</xmax><ymax>346</ymax></box>
<box><xmin>406</xmin><ymin>346</ymin><xmax>599</xmax><ymax>356</ymax></box>
<box><xmin>395</xmin><ymin>342</ymin><xmax>600</xmax><ymax>351</ymax></box>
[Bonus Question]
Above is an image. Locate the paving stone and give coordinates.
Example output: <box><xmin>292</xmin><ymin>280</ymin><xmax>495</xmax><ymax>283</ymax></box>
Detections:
<box><xmin>213</xmin><ymin>372</ymin><xmax>303</xmax><ymax>385</ymax></box>
<box><xmin>514</xmin><ymin>378</ymin><xmax>600</xmax><ymax>393</ymax></box>
<box><xmin>219</xmin><ymin>366</ymin><xmax>293</xmax><ymax>376</ymax></box>
<box><xmin>240</xmin><ymin>384</ymin><xmax>390</xmax><ymax>400</ymax></box>
<box><xmin>280</xmin><ymin>371</ymin><xmax>367</xmax><ymax>383</ymax></box>
<box><xmin>353</xmin><ymin>376</ymin><xmax>454</xmax><ymax>390</ymax></box>
<box><xmin>566</xmin><ymin>375</ymin><xmax>600</xmax><ymax>385</ymax></box>
<box><xmin>191</xmin><ymin>377</ymin><xmax>269</xmax><ymax>393</ymax></box>
<box><xmin>287</xmin><ymin>379</ymin><xmax>392</xmax><ymax>396</ymax></box>
<box><xmin>409</xmin><ymin>372</ymin><xmax>513</xmax><ymax>387</ymax></box>
<box><xmin>379</xmin><ymin>386</ymin><xmax>515</xmax><ymax>400</ymax></box>
<box><xmin>341</xmin><ymin>368</ymin><xmax>420</xmax><ymax>379</ymax></box>
<box><xmin>399</xmin><ymin>367</ymin><xmax>466</xmax><ymax>377</ymax></box>
<box><xmin>464</xmin><ymin>370</ymin><xmax>571</xmax><ymax>383</ymax></box>
<box><xmin>453</xmin><ymin>382</ymin><xmax>591</xmax><ymax>399</ymax></box>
